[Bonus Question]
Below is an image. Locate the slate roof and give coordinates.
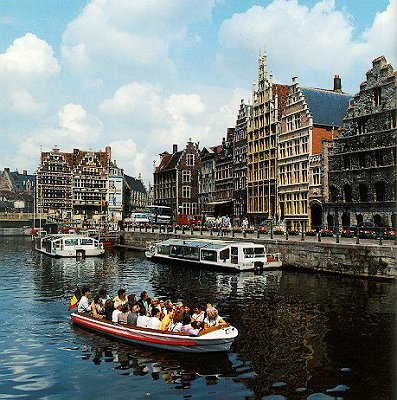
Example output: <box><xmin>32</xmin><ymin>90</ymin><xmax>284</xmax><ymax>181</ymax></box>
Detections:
<box><xmin>301</xmin><ymin>88</ymin><xmax>352</xmax><ymax>127</ymax></box>
<box><xmin>7</xmin><ymin>171</ymin><xmax>34</xmax><ymax>191</ymax></box>
<box><xmin>124</xmin><ymin>175</ymin><xmax>146</xmax><ymax>194</ymax></box>
<box><xmin>155</xmin><ymin>151</ymin><xmax>182</xmax><ymax>172</ymax></box>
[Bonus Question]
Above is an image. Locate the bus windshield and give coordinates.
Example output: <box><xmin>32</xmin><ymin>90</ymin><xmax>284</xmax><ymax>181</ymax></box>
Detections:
<box><xmin>146</xmin><ymin>205</ymin><xmax>172</xmax><ymax>224</ymax></box>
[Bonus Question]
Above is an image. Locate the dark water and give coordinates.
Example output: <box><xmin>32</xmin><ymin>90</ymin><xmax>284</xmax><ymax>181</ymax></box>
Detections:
<box><xmin>0</xmin><ymin>237</ymin><xmax>395</xmax><ymax>400</ymax></box>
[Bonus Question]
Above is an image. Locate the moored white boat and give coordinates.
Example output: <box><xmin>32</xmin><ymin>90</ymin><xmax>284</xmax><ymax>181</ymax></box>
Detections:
<box><xmin>145</xmin><ymin>238</ymin><xmax>282</xmax><ymax>272</ymax></box>
<box><xmin>35</xmin><ymin>234</ymin><xmax>105</xmax><ymax>258</ymax></box>
<box><xmin>71</xmin><ymin>312</ymin><xmax>238</xmax><ymax>353</ymax></box>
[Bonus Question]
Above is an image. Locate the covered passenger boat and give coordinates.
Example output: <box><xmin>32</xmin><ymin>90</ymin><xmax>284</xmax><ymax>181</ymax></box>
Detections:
<box><xmin>145</xmin><ymin>238</ymin><xmax>282</xmax><ymax>272</ymax></box>
<box><xmin>71</xmin><ymin>312</ymin><xmax>238</xmax><ymax>353</ymax></box>
<box><xmin>35</xmin><ymin>234</ymin><xmax>105</xmax><ymax>258</ymax></box>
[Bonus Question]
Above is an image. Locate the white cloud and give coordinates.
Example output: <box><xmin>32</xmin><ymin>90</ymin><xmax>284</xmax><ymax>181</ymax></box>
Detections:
<box><xmin>11</xmin><ymin>90</ymin><xmax>46</xmax><ymax>115</ymax></box>
<box><xmin>164</xmin><ymin>94</ymin><xmax>205</xmax><ymax>120</ymax></box>
<box><xmin>218</xmin><ymin>0</ymin><xmax>396</xmax><ymax>92</ymax></box>
<box><xmin>0</xmin><ymin>33</ymin><xmax>60</xmax><ymax>77</ymax></box>
<box><xmin>61</xmin><ymin>0</ymin><xmax>216</xmax><ymax>76</ymax></box>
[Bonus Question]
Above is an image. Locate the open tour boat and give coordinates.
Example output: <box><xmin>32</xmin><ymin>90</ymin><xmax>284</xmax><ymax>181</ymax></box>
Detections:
<box><xmin>35</xmin><ymin>234</ymin><xmax>105</xmax><ymax>258</ymax></box>
<box><xmin>71</xmin><ymin>312</ymin><xmax>238</xmax><ymax>353</ymax></box>
<box><xmin>145</xmin><ymin>238</ymin><xmax>282</xmax><ymax>272</ymax></box>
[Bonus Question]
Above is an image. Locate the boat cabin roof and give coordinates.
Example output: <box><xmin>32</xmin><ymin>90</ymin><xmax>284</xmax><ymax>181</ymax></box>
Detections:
<box><xmin>159</xmin><ymin>239</ymin><xmax>265</xmax><ymax>250</ymax></box>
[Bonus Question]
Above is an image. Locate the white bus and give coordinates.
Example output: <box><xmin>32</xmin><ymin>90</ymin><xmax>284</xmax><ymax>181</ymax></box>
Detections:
<box><xmin>146</xmin><ymin>205</ymin><xmax>172</xmax><ymax>225</ymax></box>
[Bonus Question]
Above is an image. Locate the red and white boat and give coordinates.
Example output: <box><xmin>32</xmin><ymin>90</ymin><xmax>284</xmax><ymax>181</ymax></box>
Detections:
<box><xmin>71</xmin><ymin>312</ymin><xmax>238</xmax><ymax>353</ymax></box>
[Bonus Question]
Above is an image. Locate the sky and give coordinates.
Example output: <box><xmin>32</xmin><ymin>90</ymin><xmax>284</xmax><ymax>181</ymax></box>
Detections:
<box><xmin>0</xmin><ymin>0</ymin><xmax>395</xmax><ymax>187</ymax></box>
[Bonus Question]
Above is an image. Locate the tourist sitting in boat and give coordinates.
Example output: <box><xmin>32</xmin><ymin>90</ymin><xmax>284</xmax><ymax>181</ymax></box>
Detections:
<box><xmin>203</xmin><ymin>307</ymin><xmax>228</xmax><ymax>329</ymax></box>
<box><xmin>98</xmin><ymin>288</ymin><xmax>110</xmax><ymax>306</ymax></box>
<box><xmin>137</xmin><ymin>291</ymin><xmax>151</xmax><ymax>316</ymax></box>
<box><xmin>160</xmin><ymin>301</ymin><xmax>174</xmax><ymax>331</ymax></box>
<box><xmin>146</xmin><ymin>308</ymin><xmax>161</xmax><ymax>330</ymax></box>
<box><xmin>127</xmin><ymin>304</ymin><xmax>140</xmax><ymax>326</ymax></box>
<box><xmin>159</xmin><ymin>299</ymin><xmax>166</xmax><ymax>317</ymax></box>
<box><xmin>113</xmin><ymin>289</ymin><xmax>128</xmax><ymax>305</ymax></box>
<box><xmin>148</xmin><ymin>297</ymin><xmax>161</xmax><ymax>316</ymax></box>
<box><xmin>168</xmin><ymin>309</ymin><xmax>184</xmax><ymax>332</ymax></box>
<box><xmin>91</xmin><ymin>295</ymin><xmax>104</xmax><ymax>319</ymax></box>
<box><xmin>112</xmin><ymin>301</ymin><xmax>123</xmax><ymax>322</ymax></box>
<box><xmin>127</xmin><ymin>293</ymin><xmax>136</xmax><ymax>306</ymax></box>
<box><xmin>77</xmin><ymin>287</ymin><xmax>91</xmax><ymax>313</ymax></box>
<box><xmin>117</xmin><ymin>303</ymin><xmax>130</xmax><ymax>324</ymax></box>
<box><xmin>181</xmin><ymin>314</ymin><xmax>199</xmax><ymax>336</ymax></box>
<box><xmin>191</xmin><ymin>304</ymin><xmax>205</xmax><ymax>329</ymax></box>
<box><xmin>104</xmin><ymin>298</ymin><xmax>114</xmax><ymax>321</ymax></box>
<box><xmin>137</xmin><ymin>312</ymin><xmax>151</xmax><ymax>328</ymax></box>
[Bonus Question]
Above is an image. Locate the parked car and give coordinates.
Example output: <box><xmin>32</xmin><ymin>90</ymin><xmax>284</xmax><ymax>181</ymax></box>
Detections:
<box><xmin>177</xmin><ymin>214</ymin><xmax>200</xmax><ymax>227</ymax></box>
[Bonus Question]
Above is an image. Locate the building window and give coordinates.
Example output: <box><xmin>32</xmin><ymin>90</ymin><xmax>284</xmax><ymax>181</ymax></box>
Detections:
<box><xmin>287</xmin><ymin>116</ymin><xmax>293</xmax><ymax>131</ymax></box>
<box><xmin>329</xmin><ymin>185</ymin><xmax>338</xmax><ymax>202</ymax></box>
<box><xmin>182</xmin><ymin>185</ymin><xmax>191</xmax><ymax>198</ymax></box>
<box><xmin>182</xmin><ymin>202</ymin><xmax>190</xmax><ymax>214</ymax></box>
<box><xmin>343</xmin><ymin>184</ymin><xmax>352</xmax><ymax>202</ymax></box>
<box><xmin>374</xmin><ymin>181</ymin><xmax>385</xmax><ymax>202</ymax></box>
<box><xmin>182</xmin><ymin>170</ymin><xmax>191</xmax><ymax>182</ymax></box>
<box><xmin>358</xmin><ymin>153</ymin><xmax>366</xmax><ymax>168</ymax></box>
<box><xmin>186</xmin><ymin>154</ymin><xmax>194</xmax><ymax>166</ymax></box>
<box><xmin>373</xmin><ymin>87</ymin><xmax>381</xmax><ymax>106</ymax></box>
<box><xmin>312</xmin><ymin>167</ymin><xmax>320</xmax><ymax>185</ymax></box>
<box><xmin>359</xmin><ymin>183</ymin><xmax>368</xmax><ymax>202</ymax></box>
<box><xmin>294</xmin><ymin>114</ymin><xmax>301</xmax><ymax>129</ymax></box>
<box><xmin>343</xmin><ymin>154</ymin><xmax>350</xmax><ymax>169</ymax></box>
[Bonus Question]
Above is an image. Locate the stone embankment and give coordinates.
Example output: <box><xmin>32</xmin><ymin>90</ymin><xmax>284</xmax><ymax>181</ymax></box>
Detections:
<box><xmin>120</xmin><ymin>230</ymin><xmax>397</xmax><ymax>280</ymax></box>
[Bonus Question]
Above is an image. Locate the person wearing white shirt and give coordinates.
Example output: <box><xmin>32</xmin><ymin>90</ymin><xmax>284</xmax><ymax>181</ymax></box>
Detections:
<box><xmin>77</xmin><ymin>287</ymin><xmax>91</xmax><ymax>313</ymax></box>
<box><xmin>147</xmin><ymin>308</ymin><xmax>161</xmax><ymax>330</ymax></box>
<box><xmin>112</xmin><ymin>301</ymin><xmax>122</xmax><ymax>322</ymax></box>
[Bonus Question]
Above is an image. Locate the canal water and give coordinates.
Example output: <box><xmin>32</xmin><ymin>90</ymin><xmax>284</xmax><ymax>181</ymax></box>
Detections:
<box><xmin>0</xmin><ymin>237</ymin><xmax>395</xmax><ymax>400</ymax></box>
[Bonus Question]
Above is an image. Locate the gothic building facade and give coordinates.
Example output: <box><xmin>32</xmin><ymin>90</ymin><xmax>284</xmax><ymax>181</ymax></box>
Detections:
<box><xmin>325</xmin><ymin>56</ymin><xmax>397</xmax><ymax>229</ymax></box>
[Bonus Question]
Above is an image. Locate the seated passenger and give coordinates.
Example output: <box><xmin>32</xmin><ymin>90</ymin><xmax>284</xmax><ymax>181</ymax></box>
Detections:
<box><xmin>168</xmin><ymin>309</ymin><xmax>184</xmax><ymax>332</ymax></box>
<box><xmin>160</xmin><ymin>302</ymin><xmax>174</xmax><ymax>331</ymax></box>
<box><xmin>77</xmin><ymin>287</ymin><xmax>92</xmax><ymax>313</ymax></box>
<box><xmin>181</xmin><ymin>314</ymin><xmax>199</xmax><ymax>336</ymax></box>
<box><xmin>113</xmin><ymin>288</ymin><xmax>128</xmax><ymax>305</ymax></box>
<box><xmin>127</xmin><ymin>305</ymin><xmax>140</xmax><ymax>326</ymax></box>
<box><xmin>146</xmin><ymin>308</ymin><xmax>161</xmax><ymax>330</ymax></box>
<box><xmin>137</xmin><ymin>291</ymin><xmax>150</xmax><ymax>316</ymax></box>
<box><xmin>112</xmin><ymin>301</ymin><xmax>123</xmax><ymax>322</ymax></box>
<box><xmin>98</xmin><ymin>288</ymin><xmax>110</xmax><ymax>306</ymax></box>
<box><xmin>137</xmin><ymin>313</ymin><xmax>151</xmax><ymax>328</ymax></box>
<box><xmin>203</xmin><ymin>307</ymin><xmax>228</xmax><ymax>329</ymax></box>
<box><xmin>91</xmin><ymin>295</ymin><xmax>104</xmax><ymax>319</ymax></box>
<box><xmin>104</xmin><ymin>298</ymin><xmax>114</xmax><ymax>321</ymax></box>
<box><xmin>191</xmin><ymin>304</ymin><xmax>205</xmax><ymax>329</ymax></box>
<box><xmin>127</xmin><ymin>293</ymin><xmax>136</xmax><ymax>306</ymax></box>
<box><xmin>117</xmin><ymin>303</ymin><xmax>130</xmax><ymax>324</ymax></box>
<box><xmin>148</xmin><ymin>297</ymin><xmax>161</xmax><ymax>316</ymax></box>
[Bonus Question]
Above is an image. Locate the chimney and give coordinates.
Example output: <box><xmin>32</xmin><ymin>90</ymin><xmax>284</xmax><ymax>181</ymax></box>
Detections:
<box><xmin>334</xmin><ymin>74</ymin><xmax>342</xmax><ymax>92</ymax></box>
<box><xmin>172</xmin><ymin>144</ymin><xmax>178</xmax><ymax>153</ymax></box>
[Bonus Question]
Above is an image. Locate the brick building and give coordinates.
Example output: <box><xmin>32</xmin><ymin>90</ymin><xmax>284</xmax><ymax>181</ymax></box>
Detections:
<box><xmin>233</xmin><ymin>99</ymin><xmax>252</xmax><ymax>222</ymax></box>
<box><xmin>198</xmin><ymin>146</ymin><xmax>217</xmax><ymax>217</ymax></box>
<box><xmin>325</xmin><ymin>56</ymin><xmax>397</xmax><ymax>229</ymax></box>
<box><xmin>153</xmin><ymin>140</ymin><xmax>200</xmax><ymax>219</ymax></box>
<box><xmin>277</xmin><ymin>77</ymin><xmax>351</xmax><ymax>230</ymax></box>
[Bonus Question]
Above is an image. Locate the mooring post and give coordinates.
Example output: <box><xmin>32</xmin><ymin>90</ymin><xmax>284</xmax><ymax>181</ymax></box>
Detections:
<box><xmin>336</xmin><ymin>231</ymin><xmax>340</xmax><ymax>243</ymax></box>
<box><xmin>317</xmin><ymin>231</ymin><xmax>321</xmax><ymax>242</ymax></box>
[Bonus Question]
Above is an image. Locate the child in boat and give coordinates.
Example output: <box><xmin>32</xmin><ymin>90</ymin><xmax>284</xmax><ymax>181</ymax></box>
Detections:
<box><xmin>203</xmin><ymin>307</ymin><xmax>228</xmax><ymax>329</ymax></box>
<box><xmin>117</xmin><ymin>303</ymin><xmax>130</xmax><ymax>324</ymax></box>
<box><xmin>181</xmin><ymin>314</ymin><xmax>199</xmax><ymax>336</ymax></box>
<box><xmin>112</xmin><ymin>301</ymin><xmax>123</xmax><ymax>322</ymax></box>
<box><xmin>146</xmin><ymin>308</ymin><xmax>161</xmax><ymax>330</ymax></box>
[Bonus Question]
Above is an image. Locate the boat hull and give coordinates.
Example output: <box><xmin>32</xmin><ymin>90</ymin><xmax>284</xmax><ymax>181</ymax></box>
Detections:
<box><xmin>71</xmin><ymin>313</ymin><xmax>237</xmax><ymax>353</ymax></box>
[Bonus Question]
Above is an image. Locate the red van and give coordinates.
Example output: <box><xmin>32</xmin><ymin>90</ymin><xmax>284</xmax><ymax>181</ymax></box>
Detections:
<box><xmin>177</xmin><ymin>214</ymin><xmax>200</xmax><ymax>227</ymax></box>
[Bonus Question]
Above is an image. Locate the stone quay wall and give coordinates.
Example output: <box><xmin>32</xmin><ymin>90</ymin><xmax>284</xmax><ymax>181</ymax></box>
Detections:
<box><xmin>120</xmin><ymin>230</ymin><xmax>397</xmax><ymax>280</ymax></box>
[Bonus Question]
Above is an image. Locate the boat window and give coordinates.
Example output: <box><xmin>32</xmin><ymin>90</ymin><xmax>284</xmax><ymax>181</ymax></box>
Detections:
<box><xmin>170</xmin><ymin>246</ymin><xmax>183</xmax><ymax>257</ymax></box>
<box><xmin>219</xmin><ymin>248</ymin><xmax>229</xmax><ymax>260</ymax></box>
<box><xmin>183</xmin><ymin>246</ymin><xmax>200</xmax><ymax>260</ymax></box>
<box><xmin>158</xmin><ymin>245</ymin><xmax>169</xmax><ymax>255</ymax></box>
<box><xmin>231</xmin><ymin>247</ymin><xmax>238</xmax><ymax>264</ymax></box>
<box><xmin>81</xmin><ymin>238</ymin><xmax>93</xmax><ymax>245</ymax></box>
<box><xmin>64</xmin><ymin>238</ymin><xmax>79</xmax><ymax>246</ymax></box>
<box><xmin>254</xmin><ymin>247</ymin><xmax>265</xmax><ymax>257</ymax></box>
<box><xmin>201</xmin><ymin>250</ymin><xmax>217</xmax><ymax>261</ymax></box>
<box><xmin>243</xmin><ymin>248</ymin><xmax>254</xmax><ymax>258</ymax></box>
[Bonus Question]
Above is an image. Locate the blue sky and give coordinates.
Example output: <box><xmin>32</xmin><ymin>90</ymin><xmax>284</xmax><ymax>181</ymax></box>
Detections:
<box><xmin>0</xmin><ymin>0</ymin><xmax>395</xmax><ymax>185</ymax></box>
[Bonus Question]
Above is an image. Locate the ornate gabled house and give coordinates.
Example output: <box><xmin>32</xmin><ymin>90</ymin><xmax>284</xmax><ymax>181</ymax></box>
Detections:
<box><xmin>233</xmin><ymin>100</ymin><xmax>252</xmax><ymax>222</ymax></box>
<box><xmin>198</xmin><ymin>146</ymin><xmax>217</xmax><ymax>217</ymax></box>
<box><xmin>277</xmin><ymin>76</ymin><xmax>351</xmax><ymax>230</ymax></box>
<box><xmin>213</xmin><ymin>129</ymin><xmax>235</xmax><ymax>218</ymax></box>
<box><xmin>124</xmin><ymin>174</ymin><xmax>148</xmax><ymax>215</ymax></box>
<box><xmin>153</xmin><ymin>140</ymin><xmax>200</xmax><ymax>219</ymax></box>
<box><xmin>325</xmin><ymin>56</ymin><xmax>397</xmax><ymax>229</ymax></box>
<box><xmin>247</xmin><ymin>53</ymin><xmax>289</xmax><ymax>226</ymax></box>
<box><xmin>36</xmin><ymin>146</ymin><xmax>111</xmax><ymax>224</ymax></box>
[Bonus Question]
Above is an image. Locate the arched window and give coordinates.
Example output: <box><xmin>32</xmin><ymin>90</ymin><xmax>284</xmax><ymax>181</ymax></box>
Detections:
<box><xmin>373</xmin><ymin>214</ymin><xmax>382</xmax><ymax>227</ymax></box>
<box><xmin>374</xmin><ymin>181</ymin><xmax>385</xmax><ymax>202</ymax></box>
<box><xmin>342</xmin><ymin>213</ymin><xmax>350</xmax><ymax>229</ymax></box>
<box><xmin>356</xmin><ymin>214</ymin><xmax>363</xmax><ymax>225</ymax></box>
<box><xmin>343</xmin><ymin>184</ymin><xmax>352</xmax><ymax>202</ymax></box>
<box><xmin>327</xmin><ymin>214</ymin><xmax>334</xmax><ymax>229</ymax></box>
<box><xmin>329</xmin><ymin>185</ymin><xmax>339</xmax><ymax>202</ymax></box>
<box><xmin>359</xmin><ymin>184</ymin><xmax>368</xmax><ymax>202</ymax></box>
